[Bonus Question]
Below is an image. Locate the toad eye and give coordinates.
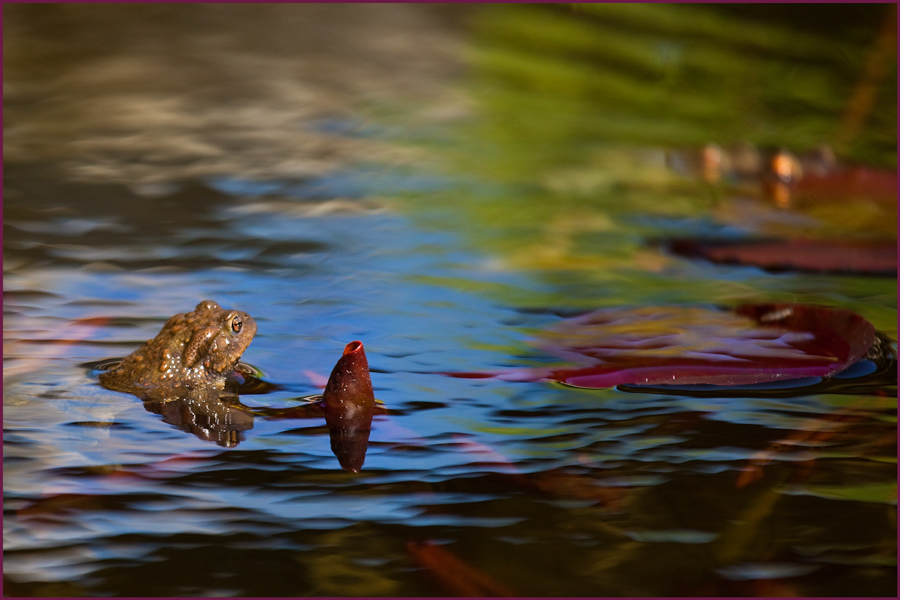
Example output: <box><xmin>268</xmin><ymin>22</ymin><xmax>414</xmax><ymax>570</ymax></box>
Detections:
<box><xmin>230</xmin><ymin>316</ymin><xmax>243</xmax><ymax>333</ymax></box>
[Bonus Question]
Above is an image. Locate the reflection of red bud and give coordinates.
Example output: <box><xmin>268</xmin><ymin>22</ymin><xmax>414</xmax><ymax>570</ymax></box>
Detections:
<box><xmin>322</xmin><ymin>341</ymin><xmax>375</xmax><ymax>473</ymax></box>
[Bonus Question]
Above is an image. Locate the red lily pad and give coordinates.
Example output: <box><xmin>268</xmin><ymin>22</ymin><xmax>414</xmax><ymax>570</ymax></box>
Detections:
<box><xmin>540</xmin><ymin>304</ymin><xmax>876</xmax><ymax>388</ymax></box>
<box><xmin>668</xmin><ymin>238</ymin><xmax>897</xmax><ymax>275</ymax></box>
<box><xmin>448</xmin><ymin>304</ymin><xmax>878</xmax><ymax>390</ymax></box>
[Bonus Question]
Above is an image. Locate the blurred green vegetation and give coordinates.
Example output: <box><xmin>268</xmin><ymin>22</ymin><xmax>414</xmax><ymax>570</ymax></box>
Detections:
<box><xmin>399</xmin><ymin>3</ymin><xmax>896</xmax><ymax>323</ymax></box>
<box><xmin>457</xmin><ymin>2</ymin><xmax>896</xmax><ymax>182</ymax></box>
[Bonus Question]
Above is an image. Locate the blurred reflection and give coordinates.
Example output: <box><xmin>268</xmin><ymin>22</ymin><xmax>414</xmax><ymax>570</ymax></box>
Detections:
<box><xmin>101</xmin><ymin>341</ymin><xmax>379</xmax><ymax>470</ymax></box>
<box><xmin>142</xmin><ymin>389</ymin><xmax>254</xmax><ymax>448</ymax></box>
<box><xmin>137</xmin><ymin>378</ymin><xmax>377</xmax><ymax>469</ymax></box>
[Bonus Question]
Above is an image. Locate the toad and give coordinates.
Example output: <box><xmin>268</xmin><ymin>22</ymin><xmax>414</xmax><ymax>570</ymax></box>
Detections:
<box><xmin>99</xmin><ymin>300</ymin><xmax>257</xmax><ymax>395</ymax></box>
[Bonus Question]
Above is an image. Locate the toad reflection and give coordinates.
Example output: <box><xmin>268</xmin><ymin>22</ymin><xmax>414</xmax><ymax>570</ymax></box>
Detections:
<box><xmin>98</xmin><ymin>300</ymin><xmax>379</xmax><ymax>471</ymax></box>
<box><xmin>110</xmin><ymin>343</ymin><xmax>380</xmax><ymax>471</ymax></box>
<box><xmin>140</xmin><ymin>386</ymin><xmax>256</xmax><ymax>449</ymax></box>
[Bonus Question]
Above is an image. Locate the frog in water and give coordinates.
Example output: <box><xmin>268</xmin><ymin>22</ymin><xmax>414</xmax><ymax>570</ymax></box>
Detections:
<box><xmin>99</xmin><ymin>300</ymin><xmax>257</xmax><ymax>396</ymax></box>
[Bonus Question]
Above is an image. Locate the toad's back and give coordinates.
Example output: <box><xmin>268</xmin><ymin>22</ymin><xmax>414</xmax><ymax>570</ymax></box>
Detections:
<box><xmin>99</xmin><ymin>300</ymin><xmax>257</xmax><ymax>395</ymax></box>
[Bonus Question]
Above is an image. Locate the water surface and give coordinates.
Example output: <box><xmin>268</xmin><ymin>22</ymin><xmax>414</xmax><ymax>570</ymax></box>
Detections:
<box><xmin>4</xmin><ymin>4</ymin><xmax>896</xmax><ymax>597</ymax></box>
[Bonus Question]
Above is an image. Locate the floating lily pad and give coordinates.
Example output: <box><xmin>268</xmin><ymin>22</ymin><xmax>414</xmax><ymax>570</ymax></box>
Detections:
<box><xmin>538</xmin><ymin>304</ymin><xmax>876</xmax><ymax>388</ymax></box>
<box><xmin>447</xmin><ymin>304</ymin><xmax>882</xmax><ymax>391</ymax></box>
<box><xmin>668</xmin><ymin>238</ymin><xmax>897</xmax><ymax>275</ymax></box>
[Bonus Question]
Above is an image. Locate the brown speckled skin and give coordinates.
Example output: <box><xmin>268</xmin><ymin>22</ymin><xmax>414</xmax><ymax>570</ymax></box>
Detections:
<box><xmin>99</xmin><ymin>300</ymin><xmax>257</xmax><ymax>395</ymax></box>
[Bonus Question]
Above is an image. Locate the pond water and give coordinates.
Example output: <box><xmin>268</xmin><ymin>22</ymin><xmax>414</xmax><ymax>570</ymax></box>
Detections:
<box><xmin>3</xmin><ymin>4</ymin><xmax>897</xmax><ymax>597</ymax></box>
